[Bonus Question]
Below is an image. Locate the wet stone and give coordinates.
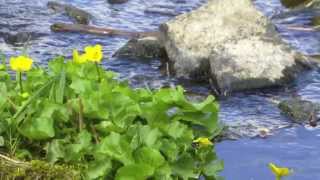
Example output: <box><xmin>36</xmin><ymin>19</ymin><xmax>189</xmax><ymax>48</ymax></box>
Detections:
<box><xmin>278</xmin><ymin>98</ymin><xmax>320</xmax><ymax>124</ymax></box>
<box><xmin>2</xmin><ymin>32</ymin><xmax>44</xmax><ymax>46</ymax></box>
<box><xmin>47</xmin><ymin>1</ymin><xmax>92</xmax><ymax>25</ymax></box>
<box><xmin>113</xmin><ymin>36</ymin><xmax>166</xmax><ymax>59</ymax></box>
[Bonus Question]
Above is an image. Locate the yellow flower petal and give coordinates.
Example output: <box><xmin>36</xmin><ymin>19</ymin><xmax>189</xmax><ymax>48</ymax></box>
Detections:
<box><xmin>10</xmin><ymin>55</ymin><xmax>33</xmax><ymax>72</ymax></box>
<box><xmin>193</xmin><ymin>137</ymin><xmax>213</xmax><ymax>147</ymax></box>
<box><xmin>84</xmin><ymin>44</ymin><xmax>103</xmax><ymax>63</ymax></box>
<box><xmin>73</xmin><ymin>49</ymin><xmax>87</xmax><ymax>64</ymax></box>
<box><xmin>269</xmin><ymin>163</ymin><xmax>291</xmax><ymax>177</ymax></box>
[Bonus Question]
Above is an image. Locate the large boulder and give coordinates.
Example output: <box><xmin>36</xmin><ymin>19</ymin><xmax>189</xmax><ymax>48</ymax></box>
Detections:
<box><xmin>159</xmin><ymin>0</ymin><xmax>310</xmax><ymax>94</ymax></box>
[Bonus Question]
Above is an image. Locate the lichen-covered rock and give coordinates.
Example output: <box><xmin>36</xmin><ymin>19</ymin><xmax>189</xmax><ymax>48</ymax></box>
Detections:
<box><xmin>278</xmin><ymin>98</ymin><xmax>320</xmax><ymax>124</ymax></box>
<box><xmin>113</xmin><ymin>36</ymin><xmax>166</xmax><ymax>59</ymax></box>
<box><xmin>160</xmin><ymin>0</ymin><xmax>310</xmax><ymax>94</ymax></box>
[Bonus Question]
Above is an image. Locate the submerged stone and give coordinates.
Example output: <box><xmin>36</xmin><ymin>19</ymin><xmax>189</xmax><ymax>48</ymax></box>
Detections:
<box><xmin>278</xmin><ymin>98</ymin><xmax>320</xmax><ymax>125</ymax></box>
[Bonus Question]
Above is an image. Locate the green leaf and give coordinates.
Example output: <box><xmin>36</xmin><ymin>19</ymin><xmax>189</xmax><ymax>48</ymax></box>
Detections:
<box><xmin>0</xmin><ymin>82</ymin><xmax>7</xmax><ymax>107</ymax></box>
<box><xmin>108</xmin><ymin>93</ymin><xmax>141</xmax><ymax>129</ymax></box>
<box><xmin>95</xmin><ymin>121</ymin><xmax>124</xmax><ymax>134</ymax></box>
<box><xmin>70</xmin><ymin>78</ymin><xmax>93</xmax><ymax>94</ymax></box>
<box><xmin>138</xmin><ymin>125</ymin><xmax>162</xmax><ymax>148</ymax></box>
<box><xmin>115</xmin><ymin>164</ymin><xmax>154</xmax><ymax>180</ymax></box>
<box><xmin>172</xmin><ymin>153</ymin><xmax>198</xmax><ymax>179</ymax></box>
<box><xmin>97</xmin><ymin>132</ymin><xmax>134</xmax><ymax>165</ymax></box>
<box><xmin>86</xmin><ymin>158</ymin><xmax>112</xmax><ymax>180</ymax></box>
<box><xmin>0</xmin><ymin>136</ymin><xmax>4</xmax><ymax>147</ymax></box>
<box><xmin>19</xmin><ymin>116</ymin><xmax>55</xmax><ymax>140</ymax></box>
<box><xmin>65</xmin><ymin>130</ymin><xmax>92</xmax><ymax>162</ymax></box>
<box><xmin>48</xmin><ymin>56</ymin><xmax>65</xmax><ymax>75</ymax></box>
<box><xmin>19</xmin><ymin>100</ymin><xmax>69</xmax><ymax>140</ymax></box>
<box><xmin>13</xmin><ymin>78</ymin><xmax>56</xmax><ymax>124</ymax></box>
<box><xmin>165</xmin><ymin>121</ymin><xmax>193</xmax><ymax>141</ymax></box>
<box><xmin>55</xmin><ymin>70</ymin><xmax>66</xmax><ymax>104</ymax></box>
<box><xmin>153</xmin><ymin>163</ymin><xmax>172</xmax><ymax>180</ymax></box>
<box><xmin>203</xmin><ymin>160</ymin><xmax>224</xmax><ymax>177</ymax></box>
<box><xmin>134</xmin><ymin>147</ymin><xmax>165</xmax><ymax>168</ymax></box>
<box><xmin>46</xmin><ymin>139</ymin><xmax>66</xmax><ymax>163</ymax></box>
<box><xmin>160</xmin><ymin>139</ymin><xmax>179</xmax><ymax>162</ymax></box>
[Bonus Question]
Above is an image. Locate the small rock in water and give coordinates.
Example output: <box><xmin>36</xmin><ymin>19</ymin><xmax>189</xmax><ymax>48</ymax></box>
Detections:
<box><xmin>2</xmin><ymin>32</ymin><xmax>43</xmax><ymax>46</ymax></box>
<box><xmin>47</xmin><ymin>1</ymin><xmax>92</xmax><ymax>25</ymax></box>
<box><xmin>107</xmin><ymin>0</ymin><xmax>128</xmax><ymax>4</ymax></box>
<box><xmin>145</xmin><ymin>8</ymin><xmax>178</xmax><ymax>16</ymax></box>
<box><xmin>278</xmin><ymin>98</ymin><xmax>320</xmax><ymax>125</ymax></box>
<box><xmin>113</xmin><ymin>36</ymin><xmax>166</xmax><ymax>59</ymax></box>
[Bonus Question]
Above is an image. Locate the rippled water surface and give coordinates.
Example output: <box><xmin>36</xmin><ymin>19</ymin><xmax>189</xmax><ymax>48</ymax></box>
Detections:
<box><xmin>1</xmin><ymin>0</ymin><xmax>320</xmax><ymax>179</ymax></box>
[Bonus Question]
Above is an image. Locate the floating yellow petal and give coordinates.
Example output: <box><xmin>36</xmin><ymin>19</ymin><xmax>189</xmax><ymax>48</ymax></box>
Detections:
<box><xmin>73</xmin><ymin>49</ymin><xmax>87</xmax><ymax>64</ymax></box>
<box><xmin>193</xmin><ymin>137</ymin><xmax>213</xmax><ymax>147</ymax></box>
<box><xmin>10</xmin><ymin>55</ymin><xmax>33</xmax><ymax>72</ymax></box>
<box><xmin>269</xmin><ymin>163</ymin><xmax>291</xmax><ymax>178</ymax></box>
<box><xmin>84</xmin><ymin>44</ymin><xmax>103</xmax><ymax>63</ymax></box>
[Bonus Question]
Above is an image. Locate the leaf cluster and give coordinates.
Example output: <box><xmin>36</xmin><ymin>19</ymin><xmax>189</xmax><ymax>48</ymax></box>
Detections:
<box><xmin>0</xmin><ymin>55</ymin><xmax>223</xmax><ymax>179</ymax></box>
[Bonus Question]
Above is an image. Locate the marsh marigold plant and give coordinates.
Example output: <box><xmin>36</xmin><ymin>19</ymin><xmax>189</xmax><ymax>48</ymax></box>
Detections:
<box><xmin>0</xmin><ymin>48</ymin><xmax>223</xmax><ymax>179</ymax></box>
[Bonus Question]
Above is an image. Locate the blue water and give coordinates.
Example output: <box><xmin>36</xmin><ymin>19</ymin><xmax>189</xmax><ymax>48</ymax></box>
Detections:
<box><xmin>1</xmin><ymin>0</ymin><xmax>320</xmax><ymax>179</ymax></box>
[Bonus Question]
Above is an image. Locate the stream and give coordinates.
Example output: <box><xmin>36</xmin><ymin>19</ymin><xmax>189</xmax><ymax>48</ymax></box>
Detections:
<box><xmin>0</xmin><ymin>0</ymin><xmax>320</xmax><ymax>179</ymax></box>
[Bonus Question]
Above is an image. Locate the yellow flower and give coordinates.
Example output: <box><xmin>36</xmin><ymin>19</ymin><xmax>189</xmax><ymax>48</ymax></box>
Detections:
<box><xmin>10</xmin><ymin>55</ymin><xmax>33</xmax><ymax>72</ymax></box>
<box><xmin>73</xmin><ymin>49</ymin><xmax>87</xmax><ymax>64</ymax></box>
<box><xmin>84</xmin><ymin>44</ymin><xmax>103</xmax><ymax>63</ymax></box>
<box><xmin>269</xmin><ymin>163</ymin><xmax>291</xmax><ymax>179</ymax></box>
<box><xmin>193</xmin><ymin>137</ymin><xmax>213</xmax><ymax>147</ymax></box>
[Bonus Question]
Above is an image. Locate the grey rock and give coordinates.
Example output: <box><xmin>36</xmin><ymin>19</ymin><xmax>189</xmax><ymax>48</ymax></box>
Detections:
<box><xmin>159</xmin><ymin>0</ymin><xmax>310</xmax><ymax>94</ymax></box>
<box><xmin>113</xmin><ymin>36</ymin><xmax>166</xmax><ymax>59</ymax></box>
<box><xmin>278</xmin><ymin>98</ymin><xmax>320</xmax><ymax>125</ymax></box>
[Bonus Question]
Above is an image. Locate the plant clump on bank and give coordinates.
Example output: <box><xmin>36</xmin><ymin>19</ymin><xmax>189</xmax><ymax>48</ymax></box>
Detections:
<box><xmin>0</xmin><ymin>45</ymin><xmax>223</xmax><ymax>179</ymax></box>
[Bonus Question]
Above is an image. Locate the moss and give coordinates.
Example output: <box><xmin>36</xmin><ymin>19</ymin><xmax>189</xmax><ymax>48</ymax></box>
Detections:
<box><xmin>0</xmin><ymin>158</ymin><xmax>80</xmax><ymax>180</ymax></box>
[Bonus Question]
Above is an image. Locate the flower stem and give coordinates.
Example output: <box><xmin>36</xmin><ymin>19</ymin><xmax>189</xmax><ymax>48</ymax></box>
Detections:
<box><xmin>18</xmin><ymin>72</ymin><xmax>23</xmax><ymax>94</ymax></box>
<box><xmin>78</xmin><ymin>97</ymin><xmax>84</xmax><ymax>131</ymax></box>
<box><xmin>276</xmin><ymin>176</ymin><xmax>281</xmax><ymax>180</ymax></box>
<box><xmin>95</xmin><ymin>62</ymin><xmax>101</xmax><ymax>82</ymax></box>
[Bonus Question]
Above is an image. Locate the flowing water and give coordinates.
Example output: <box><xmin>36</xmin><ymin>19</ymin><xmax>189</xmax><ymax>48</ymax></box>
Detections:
<box><xmin>0</xmin><ymin>0</ymin><xmax>320</xmax><ymax>179</ymax></box>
